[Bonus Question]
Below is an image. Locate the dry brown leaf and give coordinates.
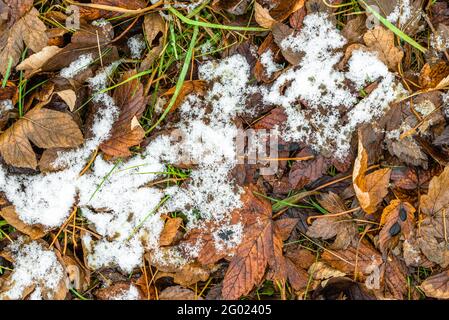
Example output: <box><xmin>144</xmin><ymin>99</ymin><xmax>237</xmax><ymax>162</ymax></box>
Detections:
<box><xmin>420</xmin><ymin>270</ymin><xmax>449</xmax><ymax>299</ymax></box>
<box><xmin>162</xmin><ymin>80</ymin><xmax>207</xmax><ymax>113</ymax></box>
<box><xmin>0</xmin><ymin>107</ymin><xmax>83</xmax><ymax>169</ymax></box>
<box><xmin>0</xmin><ymin>7</ymin><xmax>48</xmax><ymax>76</ymax></box>
<box><xmin>159</xmin><ymin>216</ymin><xmax>183</xmax><ymax>246</ymax></box>
<box><xmin>419</xmin><ymin>62</ymin><xmax>449</xmax><ymax>89</ymax></box>
<box><xmin>308</xmin><ymin>261</ymin><xmax>346</xmax><ymax>280</ymax></box>
<box><xmin>363</xmin><ymin>26</ymin><xmax>404</xmax><ymax>71</ymax></box>
<box><xmin>78</xmin><ymin>0</ymin><xmax>147</xmax><ymax>21</ymax></box>
<box><xmin>307</xmin><ymin>193</ymin><xmax>357</xmax><ymax>250</ymax></box>
<box><xmin>0</xmin><ymin>206</ymin><xmax>46</xmax><ymax>239</ymax></box>
<box><xmin>321</xmin><ymin>240</ymin><xmax>382</xmax><ymax>284</ymax></box>
<box><xmin>222</xmin><ymin>186</ymin><xmax>287</xmax><ymax>300</ymax></box>
<box><xmin>255</xmin><ymin>2</ymin><xmax>276</xmax><ymax>29</ymax></box>
<box><xmin>417</xmin><ymin>212</ymin><xmax>449</xmax><ymax>268</ymax></box>
<box><xmin>274</xmin><ymin>218</ymin><xmax>299</xmax><ymax>241</ymax></box>
<box><xmin>63</xmin><ymin>254</ymin><xmax>90</xmax><ymax>292</ymax></box>
<box><xmin>353</xmin><ymin>135</ymin><xmax>391</xmax><ymax>214</ymax></box>
<box><xmin>378</xmin><ymin>200</ymin><xmax>415</xmax><ymax>254</ymax></box>
<box><xmin>140</xmin><ymin>13</ymin><xmax>166</xmax><ymax>71</ymax></box>
<box><xmin>16</xmin><ymin>45</ymin><xmax>62</xmax><ymax>75</ymax></box>
<box><xmin>269</xmin><ymin>0</ymin><xmax>305</xmax><ymax>22</ymax></box>
<box><xmin>159</xmin><ymin>285</ymin><xmax>202</xmax><ymax>300</ymax></box>
<box><xmin>420</xmin><ymin>166</ymin><xmax>449</xmax><ymax>216</ymax></box>
<box><xmin>172</xmin><ymin>263</ymin><xmax>210</xmax><ymax>287</ymax></box>
<box><xmin>56</xmin><ymin>90</ymin><xmax>77</xmax><ymax>112</ymax></box>
<box><xmin>99</xmin><ymin>70</ymin><xmax>146</xmax><ymax>158</ymax></box>
<box><xmin>288</xmin><ymin>149</ymin><xmax>328</xmax><ymax>189</ymax></box>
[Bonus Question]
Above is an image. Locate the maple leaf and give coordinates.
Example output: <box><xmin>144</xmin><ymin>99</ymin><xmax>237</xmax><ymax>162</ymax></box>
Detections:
<box><xmin>221</xmin><ymin>186</ymin><xmax>298</xmax><ymax>300</ymax></box>
<box><xmin>420</xmin><ymin>165</ymin><xmax>449</xmax><ymax>216</ymax></box>
<box><xmin>0</xmin><ymin>7</ymin><xmax>48</xmax><ymax>76</ymax></box>
<box><xmin>353</xmin><ymin>135</ymin><xmax>391</xmax><ymax>214</ymax></box>
<box><xmin>0</xmin><ymin>107</ymin><xmax>83</xmax><ymax>169</ymax></box>
<box><xmin>99</xmin><ymin>70</ymin><xmax>146</xmax><ymax>158</ymax></box>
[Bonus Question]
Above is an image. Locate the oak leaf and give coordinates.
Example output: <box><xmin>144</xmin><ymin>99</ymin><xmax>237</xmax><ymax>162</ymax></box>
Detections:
<box><xmin>0</xmin><ymin>107</ymin><xmax>83</xmax><ymax>169</ymax></box>
<box><xmin>99</xmin><ymin>70</ymin><xmax>146</xmax><ymax>158</ymax></box>
<box><xmin>353</xmin><ymin>135</ymin><xmax>391</xmax><ymax>214</ymax></box>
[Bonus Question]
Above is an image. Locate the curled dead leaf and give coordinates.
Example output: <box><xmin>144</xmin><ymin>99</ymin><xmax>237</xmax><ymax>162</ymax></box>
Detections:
<box><xmin>0</xmin><ymin>206</ymin><xmax>46</xmax><ymax>239</ymax></box>
<box><xmin>353</xmin><ymin>135</ymin><xmax>391</xmax><ymax>214</ymax></box>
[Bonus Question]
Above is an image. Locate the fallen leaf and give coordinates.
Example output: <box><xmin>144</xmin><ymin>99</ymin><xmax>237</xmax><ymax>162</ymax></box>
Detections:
<box><xmin>288</xmin><ymin>149</ymin><xmax>328</xmax><ymax>189</ymax></box>
<box><xmin>162</xmin><ymin>80</ymin><xmax>207</xmax><ymax>113</ymax></box>
<box><xmin>417</xmin><ymin>212</ymin><xmax>449</xmax><ymax>267</ymax></box>
<box><xmin>269</xmin><ymin>0</ymin><xmax>305</xmax><ymax>22</ymax></box>
<box><xmin>312</xmin><ymin>276</ymin><xmax>376</xmax><ymax>300</ymax></box>
<box><xmin>0</xmin><ymin>7</ymin><xmax>48</xmax><ymax>75</ymax></box>
<box><xmin>378</xmin><ymin>200</ymin><xmax>415</xmax><ymax>254</ymax></box>
<box><xmin>420</xmin><ymin>166</ymin><xmax>449</xmax><ymax>216</ymax></box>
<box><xmin>363</xmin><ymin>26</ymin><xmax>404</xmax><ymax>71</ymax></box>
<box><xmin>272</xmin><ymin>22</ymin><xmax>302</xmax><ymax>65</ymax></box>
<box><xmin>420</xmin><ymin>270</ymin><xmax>449</xmax><ymax>299</ymax></box>
<box><xmin>78</xmin><ymin>0</ymin><xmax>147</xmax><ymax>20</ymax></box>
<box><xmin>56</xmin><ymin>90</ymin><xmax>77</xmax><ymax>112</ymax></box>
<box><xmin>99</xmin><ymin>70</ymin><xmax>146</xmax><ymax>158</ymax></box>
<box><xmin>140</xmin><ymin>13</ymin><xmax>166</xmax><ymax>71</ymax></box>
<box><xmin>353</xmin><ymin>134</ymin><xmax>391</xmax><ymax>214</ymax></box>
<box><xmin>0</xmin><ymin>107</ymin><xmax>84</xmax><ymax>169</ymax></box>
<box><xmin>306</xmin><ymin>193</ymin><xmax>357</xmax><ymax>250</ymax></box>
<box><xmin>221</xmin><ymin>186</ymin><xmax>288</xmax><ymax>300</ymax></box>
<box><xmin>321</xmin><ymin>240</ymin><xmax>383</xmax><ymax>284</ymax></box>
<box><xmin>159</xmin><ymin>285</ymin><xmax>201</xmax><ymax>300</ymax></box>
<box><xmin>254</xmin><ymin>2</ymin><xmax>276</xmax><ymax>29</ymax></box>
<box><xmin>15</xmin><ymin>46</ymin><xmax>62</xmax><ymax>75</ymax></box>
<box><xmin>0</xmin><ymin>206</ymin><xmax>46</xmax><ymax>239</ymax></box>
<box><xmin>308</xmin><ymin>261</ymin><xmax>346</xmax><ymax>281</ymax></box>
<box><xmin>419</xmin><ymin>61</ymin><xmax>449</xmax><ymax>89</ymax></box>
<box><xmin>159</xmin><ymin>216</ymin><xmax>183</xmax><ymax>246</ymax></box>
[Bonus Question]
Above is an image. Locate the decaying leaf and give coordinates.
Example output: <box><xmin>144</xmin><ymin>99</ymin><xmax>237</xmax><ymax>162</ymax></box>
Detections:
<box><xmin>353</xmin><ymin>135</ymin><xmax>391</xmax><ymax>214</ymax></box>
<box><xmin>16</xmin><ymin>46</ymin><xmax>63</xmax><ymax>75</ymax></box>
<box><xmin>140</xmin><ymin>13</ymin><xmax>166</xmax><ymax>71</ymax></box>
<box><xmin>94</xmin><ymin>281</ymin><xmax>144</xmax><ymax>300</ymax></box>
<box><xmin>378</xmin><ymin>200</ymin><xmax>415</xmax><ymax>253</ymax></box>
<box><xmin>419</xmin><ymin>62</ymin><xmax>449</xmax><ymax>89</ymax></box>
<box><xmin>0</xmin><ymin>107</ymin><xmax>83</xmax><ymax>169</ymax></box>
<box><xmin>99</xmin><ymin>70</ymin><xmax>146</xmax><ymax>158</ymax></box>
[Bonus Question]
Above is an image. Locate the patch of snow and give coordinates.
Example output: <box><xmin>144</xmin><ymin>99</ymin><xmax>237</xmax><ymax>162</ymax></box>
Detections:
<box><xmin>60</xmin><ymin>54</ymin><xmax>94</xmax><ymax>79</ymax></box>
<box><xmin>0</xmin><ymin>238</ymin><xmax>66</xmax><ymax>300</ymax></box>
<box><xmin>387</xmin><ymin>0</ymin><xmax>413</xmax><ymax>26</ymax></box>
<box><xmin>127</xmin><ymin>35</ymin><xmax>146</xmax><ymax>59</ymax></box>
<box><xmin>92</xmin><ymin>19</ymin><xmax>109</xmax><ymax>27</ymax></box>
<box><xmin>260</xmin><ymin>49</ymin><xmax>282</xmax><ymax>77</ymax></box>
<box><xmin>0</xmin><ymin>99</ymin><xmax>13</xmax><ymax>112</ymax></box>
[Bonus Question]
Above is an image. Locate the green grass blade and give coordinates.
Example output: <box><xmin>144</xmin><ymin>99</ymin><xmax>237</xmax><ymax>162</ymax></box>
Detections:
<box><xmin>1</xmin><ymin>56</ymin><xmax>14</xmax><ymax>88</ymax></box>
<box><xmin>167</xmin><ymin>6</ymin><xmax>268</xmax><ymax>32</ymax></box>
<box><xmin>146</xmin><ymin>19</ymin><xmax>200</xmax><ymax>134</ymax></box>
<box><xmin>358</xmin><ymin>0</ymin><xmax>427</xmax><ymax>53</ymax></box>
